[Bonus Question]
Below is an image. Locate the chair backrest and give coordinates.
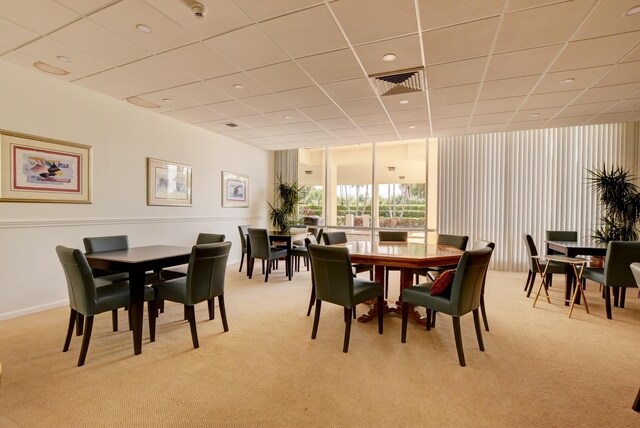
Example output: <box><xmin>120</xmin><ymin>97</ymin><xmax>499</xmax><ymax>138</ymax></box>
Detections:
<box><xmin>56</xmin><ymin>245</ymin><xmax>98</xmax><ymax>316</ymax></box>
<box><xmin>83</xmin><ymin>235</ymin><xmax>129</xmax><ymax>277</ymax></box>
<box><xmin>379</xmin><ymin>231</ymin><xmax>408</xmax><ymax>242</ymax></box>
<box><xmin>546</xmin><ymin>230</ymin><xmax>577</xmax><ymax>255</ymax></box>
<box><xmin>603</xmin><ymin>241</ymin><xmax>640</xmax><ymax>288</ymax></box>
<box><xmin>196</xmin><ymin>233</ymin><xmax>225</xmax><ymax>244</ymax></box>
<box><xmin>437</xmin><ymin>234</ymin><xmax>469</xmax><ymax>250</ymax></box>
<box><xmin>247</xmin><ymin>228</ymin><xmax>272</xmax><ymax>259</ymax></box>
<box><xmin>315</xmin><ymin>228</ymin><xmax>324</xmax><ymax>244</ymax></box>
<box><xmin>323</xmin><ymin>231</ymin><xmax>348</xmax><ymax>245</ymax></box>
<box><xmin>238</xmin><ymin>225</ymin><xmax>250</xmax><ymax>251</ymax></box>
<box><xmin>472</xmin><ymin>239</ymin><xmax>495</xmax><ymax>250</ymax></box>
<box><xmin>449</xmin><ymin>247</ymin><xmax>493</xmax><ymax>317</ymax></box>
<box><xmin>287</xmin><ymin>224</ymin><xmax>308</xmax><ymax>234</ymax></box>
<box><xmin>186</xmin><ymin>242</ymin><xmax>232</xmax><ymax>305</ymax></box>
<box><xmin>305</xmin><ymin>236</ymin><xmax>318</xmax><ymax>288</ymax></box>
<box><xmin>523</xmin><ymin>234</ymin><xmax>539</xmax><ymax>270</ymax></box>
<box><xmin>308</xmin><ymin>244</ymin><xmax>355</xmax><ymax>307</ymax></box>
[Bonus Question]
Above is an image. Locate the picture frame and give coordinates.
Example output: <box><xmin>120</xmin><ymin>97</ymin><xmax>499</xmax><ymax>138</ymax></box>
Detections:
<box><xmin>147</xmin><ymin>158</ymin><xmax>192</xmax><ymax>207</ymax></box>
<box><xmin>222</xmin><ymin>171</ymin><xmax>248</xmax><ymax>208</ymax></box>
<box><xmin>0</xmin><ymin>129</ymin><xmax>92</xmax><ymax>203</ymax></box>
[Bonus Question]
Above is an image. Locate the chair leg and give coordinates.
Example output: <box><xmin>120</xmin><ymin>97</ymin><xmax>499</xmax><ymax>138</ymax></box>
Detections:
<box><xmin>306</xmin><ymin>256</ymin><xmax>309</xmax><ymax>271</ymax></box>
<box><xmin>311</xmin><ymin>299</ymin><xmax>322</xmax><ymax>339</ymax></box>
<box><xmin>369</xmin><ymin>270</ymin><xmax>373</xmax><ymax>281</ymax></box>
<box><xmin>524</xmin><ymin>270</ymin><xmax>532</xmax><ymax>291</ymax></box>
<box><xmin>415</xmin><ymin>273</ymin><xmax>419</xmax><ymax>285</ymax></box>
<box><xmin>77</xmin><ymin>315</ymin><xmax>94</xmax><ymax>367</ymax></box>
<box><xmin>613</xmin><ymin>286</ymin><xmax>620</xmax><ymax>307</ymax></box>
<box><xmin>401</xmin><ymin>303</ymin><xmax>409</xmax><ymax>343</ymax></box>
<box><xmin>306</xmin><ymin>283</ymin><xmax>316</xmax><ymax>317</ymax></box>
<box><xmin>219</xmin><ymin>295</ymin><xmax>229</xmax><ymax>332</ymax></box>
<box><xmin>605</xmin><ymin>286</ymin><xmax>612</xmax><ymax>320</ymax></box>
<box><xmin>158</xmin><ymin>300</ymin><xmax>164</xmax><ymax>314</ymax></box>
<box><xmin>526</xmin><ymin>272</ymin><xmax>537</xmax><ymax>298</ymax></box>
<box><xmin>432</xmin><ymin>310</ymin><xmax>437</xmax><ymax>328</ymax></box>
<box><xmin>111</xmin><ymin>309</ymin><xmax>118</xmax><ymax>332</ymax></box>
<box><xmin>261</xmin><ymin>259</ymin><xmax>265</xmax><ymax>274</ymax></box>
<box><xmin>377</xmin><ymin>295</ymin><xmax>383</xmax><ymax>334</ymax></box>
<box><xmin>76</xmin><ymin>313</ymin><xmax>84</xmax><ymax>336</ymax></box>
<box><xmin>343</xmin><ymin>307</ymin><xmax>352</xmax><ymax>353</ymax></box>
<box><xmin>265</xmin><ymin>260</ymin><xmax>270</xmax><ymax>282</ymax></box>
<box><xmin>480</xmin><ymin>294</ymin><xmax>489</xmax><ymax>332</ymax></box>
<box><xmin>148</xmin><ymin>300</ymin><xmax>156</xmax><ymax>343</ymax></box>
<box><xmin>425</xmin><ymin>308</ymin><xmax>431</xmax><ymax>331</ymax></box>
<box><xmin>620</xmin><ymin>287</ymin><xmax>627</xmax><ymax>308</ymax></box>
<box><xmin>63</xmin><ymin>309</ymin><xmax>77</xmax><ymax>352</ymax></box>
<box><xmin>185</xmin><ymin>305</ymin><xmax>199</xmax><ymax>349</ymax></box>
<box><xmin>239</xmin><ymin>253</ymin><xmax>245</xmax><ymax>272</ymax></box>
<box><xmin>128</xmin><ymin>308</ymin><xmax>133</xmax><ymax>330</ymax></box>
<box><xmin>385</xmin><ymin>268</ymin><xmax>389</xmax><ymax>299</ymax></box>
<box><xmin>633</xmin><ymin>387</ymin><xmax>640</xmax><ymax>412</ymax></box>
<box><xmin>208</xmin><ymin>299</ymin><xmax>215</xmax><ymax>320</ymax></box>
<box><xmin>452</xmin><ymin>316</ymin><xmax>466</xmax><ymax>367</ymax></box>
<box><xmin>184</xmin><ymin>305</ymin><xmax>188</xmax><ymax>321</ymax></box>
<box><xmin>473</xmin><ymin>309</ymin><xmax>485</xmax><ymax>351</ymax></box>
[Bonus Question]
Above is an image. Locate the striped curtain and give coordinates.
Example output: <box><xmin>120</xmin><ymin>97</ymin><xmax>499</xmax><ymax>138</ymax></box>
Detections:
<box><xmin>437</xmin><ymin>122</ymin><xmax>638</xmax><ymax>271</ymax></box>
<box><xmin>273</xmin><ymin>149</ymin><xmax>299</xmax><ymax>208</ymax></box>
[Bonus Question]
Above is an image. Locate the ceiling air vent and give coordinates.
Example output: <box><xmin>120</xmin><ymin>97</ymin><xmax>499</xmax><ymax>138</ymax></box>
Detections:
<box><xmin>369</xmin><ymin>67</ymin><xmax>424</xmax><ymax>96</ymax></box>
<box><xmin>224</xmin><ymin>122</ymin><xmax>239</xmax><ymax>128</ymax></box>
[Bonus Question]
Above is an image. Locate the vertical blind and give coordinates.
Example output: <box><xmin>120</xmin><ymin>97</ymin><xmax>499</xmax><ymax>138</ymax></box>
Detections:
<box><xmin>438</xmin><ymin>123</ymin><xmax>635</xmax><ymax>271</ymax></box>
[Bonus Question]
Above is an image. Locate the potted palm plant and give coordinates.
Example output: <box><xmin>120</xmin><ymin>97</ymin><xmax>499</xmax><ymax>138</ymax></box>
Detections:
<box><xmin>267</xmin><ymin>175</ymin><xmax>303</xmax><ymax>232</ymax></box>
<box><xmin>587</xmin><ymin>165</ymin><xmax>640</xmax><ymax>243</ymax></box>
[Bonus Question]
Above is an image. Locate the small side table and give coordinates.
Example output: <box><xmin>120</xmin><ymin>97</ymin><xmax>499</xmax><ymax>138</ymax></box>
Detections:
<box><xmin>532</xmin><ymin>255</ymin><xmax>589</xmax><ymax>318</ymax></box>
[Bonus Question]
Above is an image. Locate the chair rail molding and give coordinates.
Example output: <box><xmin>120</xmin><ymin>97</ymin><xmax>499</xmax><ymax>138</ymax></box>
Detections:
<box><xmin>0</xmin><ymin>216</ymin><xmax>265</xmax><ymax>229</ymax></box>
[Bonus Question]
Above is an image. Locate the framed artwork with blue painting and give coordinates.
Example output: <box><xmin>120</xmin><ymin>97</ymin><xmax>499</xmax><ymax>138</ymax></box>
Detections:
<box><xmin>147</xmin><ymin>158</ymin><xmax>192</xmax><ymax>206</ymax></box>
<box><xmin>222</xmin><ymin>171</ymin><xmax>248</xmax><ymax>208</ymax></box>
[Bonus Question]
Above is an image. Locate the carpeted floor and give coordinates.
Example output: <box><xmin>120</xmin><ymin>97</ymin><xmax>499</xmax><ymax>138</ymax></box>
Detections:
<box><xmin>0</xmin><ymin>266</ymin><xmax>639</xmax><ymax>427</ymax></box>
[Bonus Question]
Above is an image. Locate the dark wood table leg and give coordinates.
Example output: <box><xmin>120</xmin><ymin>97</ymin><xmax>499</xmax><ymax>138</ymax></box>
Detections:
<box><xmin>633</xmin><ymin>388</ymin><xmax>640</xmax><ymax>412</ymax></box>
<box><xmin>287</xmin><ymin>238</ymin><xmax>293</xmax><ymax>280</ymax></box>
<box><xmin>358</xmin><ymin>266</ymin><xmax>389</xmax><ymax>323</ymax></box>
<box><xmin>388</xmin><ymin>268</ymin><xmax>427</xmax><ymax>326</ymax></box>
<box><xmin>130</xmin><ymin>269</ymin><xmax>146</xmax><ymax>355</ymax></box>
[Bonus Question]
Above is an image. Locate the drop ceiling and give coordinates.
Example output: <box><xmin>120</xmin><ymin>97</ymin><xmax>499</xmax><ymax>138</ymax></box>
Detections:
<box><xmin>1</xmin><ymin>0</ymin><xmax>640</xmax><ymax>151</ymax></box>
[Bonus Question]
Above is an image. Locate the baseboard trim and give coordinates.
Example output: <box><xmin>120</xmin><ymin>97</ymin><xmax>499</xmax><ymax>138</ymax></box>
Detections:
<box><xmin>0</xmin><ymin>215</ymin><xmax>264</xmax><ymax>229</ymax></box>
<box><xmin>0</xmin><ymin>299</ymin><xmax>67</xmax><ymax>321</ymax></box>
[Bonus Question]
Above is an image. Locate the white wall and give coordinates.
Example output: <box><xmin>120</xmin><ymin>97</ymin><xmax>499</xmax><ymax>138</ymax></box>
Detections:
<box><xmin>0</xmin><ymin>61</ymin><xmax>273</xmax><ymax>320</ymax></box>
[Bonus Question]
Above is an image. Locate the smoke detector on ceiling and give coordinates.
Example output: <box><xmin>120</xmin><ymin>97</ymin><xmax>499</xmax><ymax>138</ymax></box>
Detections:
<box><xmin>369</xmin><ymin>67</ymin><xmax>425</xmax><ymax>96</ymax></box>
<box><xmin>190</xmin><ymin>2</ymin><xmax>206</xmax><ymax>18</ymax></box>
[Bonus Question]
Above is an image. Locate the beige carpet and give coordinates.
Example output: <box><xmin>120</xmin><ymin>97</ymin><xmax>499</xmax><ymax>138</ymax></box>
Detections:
<box><xmin>0</xmin><ymin>266</ymin><xmax>639</xmax><ymax>427</ymax></box>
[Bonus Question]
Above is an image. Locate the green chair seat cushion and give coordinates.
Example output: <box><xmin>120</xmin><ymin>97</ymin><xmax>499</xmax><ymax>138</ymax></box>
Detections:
<box><xmin>582</xmin><ymin>268</ymin><xmax>604</xmax><ymax>284</ymax></box>
<box><xmin>162</xmin><ymin>264</ymin><xmax>188</xmax><ymax>276</ymax></box>
<box><xmin>352</xmin><ymin>279</ymin><xmax>384</xmax><ymax>306</ymax></box>
<box><xmin>95</xmin><ymin>272</ymin><xmax>129</xmax><ymax>283</ymax></box>
<box><xmin>291</xmin><ymin>246</ymin><xmax>308</xmax><ymax>257</ymax></box>
<box><xmin>541</xmin><ymin>260</ymin><xmax>569</xmax><ymax>274</ymax></box>
<box><xmin>402</xmin><ymin>284</ymin><xmax>452</xmax><ymax>314</ymax></box>
<box><xmin>154</xmin><ymin>278</ymin><xmax>189</xmax><ymax>305</ymax></box>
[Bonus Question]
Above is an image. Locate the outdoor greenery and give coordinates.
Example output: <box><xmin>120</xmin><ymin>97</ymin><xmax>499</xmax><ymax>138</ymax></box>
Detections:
<box><xmin>587</xmin><ymin>165</ymin><xmax>640</xmax><ymax>243</ymax></box>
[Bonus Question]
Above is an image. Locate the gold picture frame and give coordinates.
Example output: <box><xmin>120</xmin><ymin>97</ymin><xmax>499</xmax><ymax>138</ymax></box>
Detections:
<box><xmin>0</xmin><ymin>130</ymin><xmax>92</xmax><ymax>203</ymax></box>
<box><xmin>147</xmin><ymin>158</ymin><xmax>192</xmax><ymax>207</ymax></box>
<box><xmin>222</xmin><ymin>171</ymin><xmax>248</xmax><ymax>208</ymax></box>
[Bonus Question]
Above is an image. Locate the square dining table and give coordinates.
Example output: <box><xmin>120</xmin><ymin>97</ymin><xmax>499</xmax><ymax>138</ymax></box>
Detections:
<box><xmin>85</xmin><ymin>245</ymin><xmax>191</xmax><ymax>355</ymax></box>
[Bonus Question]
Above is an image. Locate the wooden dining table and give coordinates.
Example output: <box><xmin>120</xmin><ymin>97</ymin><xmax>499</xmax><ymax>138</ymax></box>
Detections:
<box><xmin>336</xmin><ymin>240</ymin><xmax>464</xmax><ymax>325</ymax></box>
<box><xmin>246</xmin><ymin>230</ymin><xmax>309</xmax><ymax>280</ymax></box>
<box><xmin>85</xmin><ymin>245</ymin><xmax>191</xmax><ymax>355</ymax></box>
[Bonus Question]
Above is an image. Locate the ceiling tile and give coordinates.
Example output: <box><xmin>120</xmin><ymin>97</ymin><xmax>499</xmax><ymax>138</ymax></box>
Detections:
<box><xmin>48</xmin><ymin>18</ymin><xmax>147</xmax><ymax>67</ymax></box>
<box><xmin>430</xmin><ymin>83</ymin><xmax>480</xmax><ymax>106</ymax></box>
<box><xmin>479</xmin><ymin>75</ymin><xmax>538</xmax><ymax>100</ymax></box>
<box><xmin>259</xmin><ymin>5</ymin><xmax>347</xmax><ymax>58</ymax></box>
<box><xmin>75</xmin><ymin>67</ymin><xmax>155</xmax><ymax>98</ymax></box>
<box><xmin>511</xmin><ymin>107</ymin><xmax>562</xmax><ymax>121</ymax></box>
<box><xmin>426</xmin><ymin>56</ymin><xmax>488</xmax><ymax>88</ymax></box>
<box><xmin>0</xmin><ymin>0</ymin><xmax>78</xmax><ymax>34</ymax></box>
<box><xmin>361</xmin><ymin>124</ymin><xmax>398</xmax><ymax>136</ymax></box>
<box><xmin>206</xmin><ymin>72</ymin><xmax>271</xmax><ymax>98</ymax></box>
<box><xmin>467</xmin><ymin>123</ymin><xmax>506</xmax><ymax>134</ymax></box>
<box><xmin>167</xmin><ymin>81</ymin><xmax>231</xmax><ymax>105</ymax></box>
<box><xmin>233</xmin><ymin>114</ymin><xmax>276</xmax><ymax>127</ymax></box>
<box><xmin>55</xmin><ymin>0</ymin><xmax>115</xmax><ymax>15</ymax></box>
<box><xmin>350</xmin><ymin>113</ymin><xmax>391</xmax><ymax>127</ymax></box>
<box><xmin>534</xmin><ymin>65</ymin><xmax>611</xmax><ymax>93</ymax></box>
<box><xmin>423</xmin><ymin>17</ymin><xmax>498</xmax><ymax>65</ymax></box>
<box><xmin>232</xmin><ymin>0</ymin><xmax>321</xmax><ymax>21</ymax></box>
<box><xmin>204</xmin><ymin>24</ymin><xmax>289</xmax><ymax>71</ymax></box>
<box><xmin>622</xmin><ymin>44</ymin><xmax>640</xmax><ymax>63</ymax></box>
<box><xmin>545</xmin><ymin>116</ymin><xmax>592</xmax><ymax>127</ymax></box>
<box><xmin>572</xmin><ymin>82</ymin><xmax>640</xmax><ymax>104</ymax></box>
<box><xmin>117</xmin><ymin>55</ymin><xmax>194</xmax><ymax>90</ymax></box>
<box><xmin>471</xmin><ymin>111</ymin><xmax>514</xmax><ymax>125</ymax></box>
<box><xmin>247</xmin><ymin>60</ymin><xmax>314</xmax><ymax>92</ymax></box>
<box><xmin>381</xmin><ymin>91</ymin><xmax>428</xmax><ymax>111</ymax></box>
<box><xmin>396</xmin><ymin>120</ymin><xmax>430</xmax><ymax>132</ymax></box>
<box><xmin>550</xmin><ymin>31</ymin><xmax>640</xmax><ymax>71</ymax></box>
<box><xmin>321</xmin><ymin>78</ymin><xmax>376</xmax><ymax>102</ymax></box>
<box><xmin>505</xmin><ymin>119</ymin><xmax>548</xmax><ymax>130</ymax></box>
<box><xmin>263</xmin><ymin>109</ymin><xmax>308</xmax><ymax>124</ymax></box>
<box><xmin>593</xmin><ymin>61</ymin><xmax>640</xmax><ymax>87</ymax></box>
<box><xmin>432</xmin><ymin>116</ymin><xmax>470</xmax><ymax>129</ymax></box>
<box><xmin>137</xmin><ymin>89</ymin><xmax>198</xmax><ymax>112</ymax></box>
<box><xmin>589</xmin><ymin>111</ymin><xmax>640</xmax><ymax>123</ymax></box>
<box><xmin>494</xmin><ymin>0</ymin><xmax>593</xmax><ymax>53</ymax></box>
<box><xmin>574</xmin><ymin>0</ymin><xmax>640</xmax><ymax>40</ymax></box>
<box><xmin>474</xmin><ymin>96</ymin><xmax>525</xmax><ymax>114</ymax></box>
<box><xmin>89</xmin><ymin>0</ymin><xmax>194</xmax><ymax>54</ymax></box>
<box><xmin>388</xmin><ymin>107</ymin><xmax>430</xmax><ymax>122</ymax></box>
<box><xmin>277</xmin><ymin>86</ymin><xmax>331</xmax><ymax>108</ymax></box>
<box><xmin>330</xmin><ymin>0</ymin><xmax>417</xmax><ymax>45</ymax></box>
<box><xmin>557</xmin><ymin>101</ymin><xmax>617</xmax><ymax>118</ymax></box>
<box><xmin>329</xmin><ymin>127</ymin><xmax>366</xmax><ymax>137</ymax></box>
<box><xmin>163</xmin><ymin>109</ymin><xmax>201</xmax><ymax>123</ymax></box>
<box><xmin>506</xmin><ymin>0</ymin><xmax>569</xmax><ymax>12</ymax></box>
<box><xmin>338</xmin><ymin>98</ymin><xmax>385</xmax><ymax>116</ymax></box>
<box><xmin>298</xmin><ymin>103</ymin><xmax>346</xmax><ymax>120</ymax></box>
<box><xmin>218</xmin><ymin>127</ymin><xmax>268</xmax><ymax>138</ymax></box>
<box><xmin>433</xmin><ymin>127</ymin><xmax>468</xmax><ymax>136</ymax></box>
<box><xmin>315</xmin><ymin>118</ymin><xmax>357</xmax><ymax>130</ymax></box>
<box><xmin>297</xmin><ymin>49</ymin><xmax>363</xmax><ymax>83</ymax></box>
<box><xmin>486</xmin><ymin>45</ymin><xmax>561</xmax><ymax>80</ymax></box>
<box><xmin>146</xmin><ymin>0</ymin><xmax>252</xmax><ymax>40</ymax></box>
<box><xmin>208</xmin><ymin>99</ymin><xmax>259</xmax><ymax>117</ymax></box>
<box><xmin>418</xmin><ymin>0</ymin><xmax>504</xmax><ymax>30</ymax></box>
<box><xmin>604</xmin><ymin>98</ymin><xmax>640</xmax><ymax>113</ymax></box>
<box><xmin>354</xmin><ymin>35</ymin><xmax>422</xmax><ymax>76</ymax></box>
<box><xmin>165</xmin><ymin>106</ymin><xmax>226</xmax><ymax>123</ymax></box>
<box><xmin>153</xmin><ymin>43</ymin><xmax>239</xmax><ymax>81</ymax></box>
<box><xmin>520</xmin><ymin>90</ymin><xmax>582</xmax><ymax>109</ymax></box>
<box><xmin>284</xmin><ymin>121</ymin><xmax>324</xmax><ymax>133</ymax></box>
<box><xmin>256</xmin><ymin>125</ymin><xmax>297</xmax><ymax>136</ymax></box>
<box><xmin>430</xmin><ymin>103</ymin><xmax>474</xmax><ymax>119</ymax></box>
<box><xmin>0</xmin><ymin>17</ymin><xmax>38</xmax><ymax>53</ymax></box>
<box><xmin>239</xmin><ymin>93</ymin><xmax>293</xmax><ymax>113</ymax></box>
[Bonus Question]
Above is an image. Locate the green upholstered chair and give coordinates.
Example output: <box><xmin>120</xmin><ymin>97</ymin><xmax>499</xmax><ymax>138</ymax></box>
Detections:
<box><xmin>401</xmin><ymin>247</ymin><xmax>493</xmax><ymax>367</ymax></box>
<box><xmin>414</xmin><ymin>234</ymin><xmax>468</xmax><ymax>284</ymax></box>
<box><xmin>379</xmin><ymin>230</ymin><xmax>409</xmax><ymax>299</ymax></box>
<box><xmin>238</xmin><ymin>225</ymin><xmax>250</xmax><ymax>273</ymax></box>
<box><xmin>161</xmin><ymin>233</ymin><xmax>226</xmax><ymax>280</ymax></box>
<box><xmin>307</xmin><ymin>244</ymin><xmax>384</xmax><ymax>353</ymax></box>
<box><xmin>292</xmin><ymin>234</ymin><xmax>315</xmax><ymax>273</ymax></box>
<box><xmin>56</xmin><ymin>245</ymin><xmax>156</xmax><ymax>366</ymax></box>
<box><xmin>523</xmin><ymin>234</ymin><xmax>567</xmax><ymax>297</ymax></box>
<box><xmin>471</xmin><ymin>239</ymin><xmax>495</xmax><ymax>332</ymax></box>
<box><xmin>315</xmin><ymin>228</ymin><xmax>324</xmax><ymax>246</ymax></box>
<box><xmin>247</xmin><ymin>228</ymin><xmax>289</xmax><ymax>282</ymax></box>
<box><xmin>152</xmin><ymin>242</ymin><xmax>232</xmax><ymax>349</ymax></box>
<box><xmin>581</xmin><ymin>241</ymin><xmax>640</xmax><ymax>319</ymax></box>
<box><xmin>545</xmin><ymin>230</ymin><xmax>578</xmax><ymax>286</ymax></box>
<box><xmin>322</xmin><ymin>231</ymin><xmax>374</xmax><ymax>280</ymax></box>
<box><xmin>287</xmin><ymin>224</ymin><xmax>309</xmax><ymax>247</ymax></box>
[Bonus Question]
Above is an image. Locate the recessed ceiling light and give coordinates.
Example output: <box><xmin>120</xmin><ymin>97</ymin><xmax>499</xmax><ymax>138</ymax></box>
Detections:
<box><xmin>530</xmin><ymin>113</ymin><xmax>541</xmax><ymax>118</ymax></box>
<box><xmin>624</xmin><ymin>5</ymin><xmax>640</xmax><ymax>16</ymax></box>
<box><xmin>284</xmin><ymin>116</ymin><xmax>291</xmax><ymax>119</ymax></box>
<box><xmin>126</xmin><ymin>96</ymin><xmax>160</xmax><ymax>108</ymax></box>
<box><xmin>233</xmin><ymin>84</ymin><xmax>244</xmax><ymax>89</ymax></box>
<box><xmin>136</xmin><ymin>24</ymin><xmax>152</xmax><ymax>33</ymax></box>
<box><xmin>399</xmin><ymin>176</ymin><xmax>405</xmax><ymax>180</ymax></box>
<box><xmin>56</xmin><ymin>55</ymin><xmax>71</xmax><ymax>63</ymax></box>
<box><xmin>561</xmin><ymin>77</ymin><xmax>576</xmax><ymax>84</ymax></box>
<box><xmin>408</xmin><ymin>125</ymin><xmax>416</xmax><ymax>129</ymax></box>
<box><xmin>399</xmin><ymin>99</ymin><xmax>410</xmax><ymax>105</ymax></box>
<box><xmin>33</xmin><ymin>61</ymin><xmax>70</xmax><ymax>75</ymax></box>
<box><xmin>382</xmin><ymin>53</ymin><xmax>397</xmax><ymax>62</ymax></box>
<box><xmin>162</xmin><ymin>98</ymin><xmax>172</xmax><ymax>103</ymax></box>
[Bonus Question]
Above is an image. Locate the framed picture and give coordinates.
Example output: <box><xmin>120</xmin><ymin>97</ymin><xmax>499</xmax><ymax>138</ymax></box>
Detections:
<box><xmin>147</xmin><ymin>158</ymin><xmax>192</xmax><ymax>206</ymax></box>
<box><xmin>0</xmin><ymin>130</ymin><xmax>92</xmax><ymax>203</ymax></box>
<box><xmin>222</xmin><ymin>171</ymin><xmax>248</xmax><ymax>208</ymax></box>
